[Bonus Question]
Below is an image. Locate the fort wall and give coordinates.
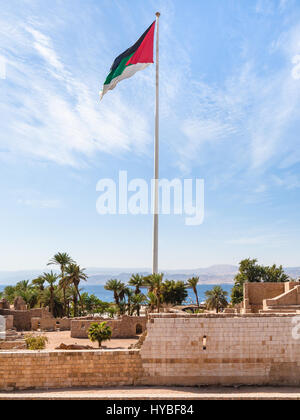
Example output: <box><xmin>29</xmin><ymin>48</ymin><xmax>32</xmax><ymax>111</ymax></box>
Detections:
<box><xmin>1</xmin><ymin>314</ymin><xmax>300</xmax><ymax>390</ymax></box>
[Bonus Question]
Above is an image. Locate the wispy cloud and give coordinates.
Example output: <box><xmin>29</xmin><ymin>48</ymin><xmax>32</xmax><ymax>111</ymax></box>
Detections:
<box><xmin>178</xmin><ymin>22</ymin><xmax>300</xmax><ymax>184</ymax></box>
<box><xmin>0</xmin><ymin>16</ymin><xmax>152</xmax><ymax>166</ymax></box>
<box><xmin>226</xmin><ymin>233</ymin><xmax>289</xmax><ymax>247</ymax></box>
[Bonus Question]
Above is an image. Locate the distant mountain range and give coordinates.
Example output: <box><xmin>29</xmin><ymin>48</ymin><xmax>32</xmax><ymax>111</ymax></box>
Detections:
<box><xmin>0</xmin><ymin>265</ymin><xmax>299</xmax><ymax>286</ymax></box>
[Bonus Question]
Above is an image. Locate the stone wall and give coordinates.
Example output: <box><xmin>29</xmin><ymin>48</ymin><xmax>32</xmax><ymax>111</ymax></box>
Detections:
<box><xmin>0</xmin><ymin>308</ymin><xmax>52</xmax><ymax>331</ymax></box>
<box><xmin>31</xmin><ymin>317</ymin><xmax>71</xmax><ymax>331</ymax></box>
<box><xmin>0</xmin><ymin>341</ymin><xmax>26</xmax><ymax>351</ymax></box>
<box><xmin>4</xmin><ymin>316</ymin><xmax>13</xmax><ymax>331</ymax></box>
<box><xmin>243</xmin><ymin>282</ymin><xmax>300</xmax><ymax>313</ymax></box>
<box><xmin>264</xmin><ymin>286</ymin><xmax>300</xmax><ymax>310</ymax></box>
<box><xmin>71</xmin><ymin>316</ymin><xmax>147</xmax><ymax>339</ymax></box>
<box><xmin>2</xmin><ymin>314</ymin><xmax>300</xmax><ymax>390</ymax></box>
<box><xmin>0</xmin><ymin>350</ymin><xmax>144</xmax><ymax>391</ymax></box>
<box><xmin>140</xmin><ymin>314</ymin><xmax>300</xmax><ymax>386</ymax></box>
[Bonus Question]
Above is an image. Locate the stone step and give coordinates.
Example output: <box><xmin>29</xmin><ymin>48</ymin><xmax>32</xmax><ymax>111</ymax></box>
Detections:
<box><xmin>268</xmin><ymin>305</ymin><xmax>300</xmax><ymax>309</ymax></box>
<box><xmin>260</xmin><ymin>308</ymin><xmax>300</xmax><ymax>314</ymax></box>
<box><xmin>4</xmin><ymin>330</ymin><xmax>25</xmax><ymax>341</ymax></box>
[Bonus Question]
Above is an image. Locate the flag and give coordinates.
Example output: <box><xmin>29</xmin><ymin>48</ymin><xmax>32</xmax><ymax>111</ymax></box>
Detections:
<box><xmin>100</xmin><ymin>21</ymin><xmax>156</xmax><ymax>100</ymax></box>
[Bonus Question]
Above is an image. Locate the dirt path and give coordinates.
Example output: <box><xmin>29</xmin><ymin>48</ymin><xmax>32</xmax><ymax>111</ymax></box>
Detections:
<box><xmin>40</xmin><ymin>331</ymin><xmax>138</xmax><ymax>350</ymax></box>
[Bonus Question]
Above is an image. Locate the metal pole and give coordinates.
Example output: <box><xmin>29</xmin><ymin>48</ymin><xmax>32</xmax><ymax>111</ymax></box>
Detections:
<box><xmin>152</xmin><ymin>12</ymin><xmax>160</xmax><ymax>274</ymax></box>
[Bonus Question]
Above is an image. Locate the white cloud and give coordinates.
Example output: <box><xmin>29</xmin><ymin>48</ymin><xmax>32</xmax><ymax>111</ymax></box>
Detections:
<box><xmin>25</xmin><ymin>26</ymin><xmax>65</xmax><ymax>73</ymax></box>
<box><xmin>0</xmin><ymin>21</ymin><xmax>152</xmax><ymax>166</ymax></box>
<box><xmin>179</xmin><ymin>32</ymin><xmax>300</xmax><ymax>176</ymax></box>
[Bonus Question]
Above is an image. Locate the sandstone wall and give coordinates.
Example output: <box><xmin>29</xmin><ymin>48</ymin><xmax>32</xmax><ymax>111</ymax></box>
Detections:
<box><xmin>4</xmin><ymin>315</ymin><xmax>14</xmax><ymax>331</ymax></box>
<box><xmin>2</xmin><ymin>314</ymin><xmax>300</xmax><ymax>390</ymax></box>
<box><xmin>140</xmin><ymin>314</ymin><xmax>300</xmax><ymax>386</ymax></box>
<box><xmin>71</xmin><ymin>316</ymin><xmax>147</xmax><ymax>339</ymax></box>
<box><xmin>31</xmin><ymin>317</ymin><xmax>71</xmax><ymax>331</ymax></box>
<box><xmin>0</xmin><ymin>308</ymin><xmax>52</xmax><ymax>331</ymax></box>
<box><xmin>0</xmin><ymin>341</ymin><xmax>26</xmax><ymax>351</ymax></box>
<box><xmin>264</xmin><ymin>286</ymin><xmax>300</xmax><ymax>308</ymax></box>
<box><xmin>244</xmin><ymin>283</ymin><xmax>283</xmax><ymax>313</ymax></box>
<box><xmin>244</xmin><ymin>282</ymin><xmax>300</xmax><ymax>313</ymax></box>
<box><xmin>0</xmin><ymin>350</ymin><xmax>144</xmax><ymax>391</ymax></box>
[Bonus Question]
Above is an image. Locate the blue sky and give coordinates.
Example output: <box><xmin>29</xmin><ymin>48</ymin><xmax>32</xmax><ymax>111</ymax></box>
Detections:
<box><xmin>0</xmin><ymin>0</ymin><xmax>300</xmax><ymax>271</ymax></box>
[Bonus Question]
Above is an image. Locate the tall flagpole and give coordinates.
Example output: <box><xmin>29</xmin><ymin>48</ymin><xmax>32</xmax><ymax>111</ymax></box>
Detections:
<box><xmin>153</xmin><ymin>12</ymin><xmax>160</xmax><ymax>275</ymax></box>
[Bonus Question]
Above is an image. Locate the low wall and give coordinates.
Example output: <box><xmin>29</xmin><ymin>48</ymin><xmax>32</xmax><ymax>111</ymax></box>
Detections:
<box><xmin>31</xmin><ymin>317</ymin><xmax>71</xmax><ymax>331</ymax></box>
<box><xmin>0</xmin><ymin>308</ymin><xmax>52</xmax><ymax>331</ymax></box>
<box><xmin>71</xmin><ymin>316</ymin><xmax>147</xmax><ymax>339</ymax></box>
<box><xmin>0</xmin><ymin>350</ymin><xmax>143</xmax><ymax>391</ymax></box>
<box><xmin>0</xmin><ymin>341</ymin><xmax>26</xmax><ymax>351</ymax></box>
<box><xmin>4</xmin><ymin>316</ymin><xmax>13</xmax><ymax>331</ymax></box>
<box><xmin>140</xmin><ymin>314</ymin><xmax>300</xmax><ymax>387</ymax></box>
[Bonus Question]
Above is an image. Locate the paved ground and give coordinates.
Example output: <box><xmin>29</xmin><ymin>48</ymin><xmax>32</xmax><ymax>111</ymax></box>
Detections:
<box><xmin>1</xmin><ymin>386</ymin><xmax>300</xmax><ymax>400</ymax></box>
<box><xmin>42</xmin><ymin>331</ymin><xmax>138</xmax><ymax>350</ymax></box>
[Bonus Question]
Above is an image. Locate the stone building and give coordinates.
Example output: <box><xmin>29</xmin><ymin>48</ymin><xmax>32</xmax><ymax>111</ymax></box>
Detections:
<box><xmin>242</xmin><ymin>281</ymin><xmax>300</xmax><ymax>314</ymax></box>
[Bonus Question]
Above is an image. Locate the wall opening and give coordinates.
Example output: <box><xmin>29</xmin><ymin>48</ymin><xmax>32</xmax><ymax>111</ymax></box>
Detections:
<box><xmin>136</xmin><ymin>324</ymin><xmax>143</xmax><ymax>335</ymax></box>
<box><xmin>203</xmin><ymin>335</ymin><xmax>207</xmax><ymax>350</ymax></box>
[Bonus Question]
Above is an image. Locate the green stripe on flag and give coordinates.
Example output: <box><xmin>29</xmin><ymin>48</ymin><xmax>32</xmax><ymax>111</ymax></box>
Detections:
<box><xmin>104</xmin><ymin>53</ymin><xmax>134</xmax><ymax>86</ymax></box>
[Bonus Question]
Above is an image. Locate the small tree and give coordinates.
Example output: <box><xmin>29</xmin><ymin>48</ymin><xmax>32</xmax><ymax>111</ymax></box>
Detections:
<box><xmin>88</xmin><ymin>322</ymin><xmax>112</xmax><ymax>348</ymax></box>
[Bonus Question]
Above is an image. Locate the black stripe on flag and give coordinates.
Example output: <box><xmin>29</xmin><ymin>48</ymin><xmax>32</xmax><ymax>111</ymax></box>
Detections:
<box><xmin>110</xmin><ymin>22</ymin><xmax>154</xmax><ymax>73</ymax></box>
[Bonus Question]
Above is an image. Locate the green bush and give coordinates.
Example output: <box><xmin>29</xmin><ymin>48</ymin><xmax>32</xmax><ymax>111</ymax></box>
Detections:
<box><xmin>25</xmin><ymin>334</ymin><xmax>48</xmax><ymax>350</ymax></box>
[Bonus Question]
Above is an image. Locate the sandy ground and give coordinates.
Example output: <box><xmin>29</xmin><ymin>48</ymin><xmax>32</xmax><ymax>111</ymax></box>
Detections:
<box><xmin>40</xmin><ymin>331</ymin><xmax>138</xmax><ymax>350</ymax></box>
<box><xmin>1</xmin><ymin>386</ymin><xmax>300</xmax><ymax>400</ymax></box>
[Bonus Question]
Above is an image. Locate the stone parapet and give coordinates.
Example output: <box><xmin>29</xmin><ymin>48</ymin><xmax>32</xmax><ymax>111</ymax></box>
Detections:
<box><xmin>0</xmin><ymin>350</ymin><xmax>144</xmax><ymax>391</ymax></box>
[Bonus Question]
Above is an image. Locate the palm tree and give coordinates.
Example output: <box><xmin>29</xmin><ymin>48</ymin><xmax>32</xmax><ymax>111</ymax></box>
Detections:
<box><xmin>187</xmin><ymin>277</ymin><xmax>200</xmax><ymax>308</ymax></box>
<box><xmin>205</xmin><ymin>286</ymin><xmax>228</xmax><ymax>313</ymax></box>
<box><xmin>147</xmin><ymin>292</ymin><xmax>157</xmax><ymax>313</ymax></box>
<box><xmin>145</xmin><ymin>273</ymin><xmax>164</xmax><ymax>313</ymax></box>
<box><xmin>16</xmin><ymin>280</ymin><xmax>30</xmax><ymax>291</ymax></box>
<box><xmin>48</xmin><ymin>252</ymin><xmax>74</xmax><ymax>316</ymax></box>
<box><xmin>129</xmin><ymin>274</ymin><xmax>144</xmax><ymax>295</ymax></box>
<box><xmin>104</xmin><ymin>279</ymin><xmax>124</xmax><ymax>306</ymax></box>
<box><xmin>131</xmin><ymin>293</ymin><xmax>146</xmax><ymax>316</ymax></box>
<box><xmin>58</xmin><ymin>276</ymin><xmax>72</xmax><ymax>317</ymax></box>
<box><xmin>88</xmin><ymin>322</ymin><xmax>112</xmax><ymax>348</ymax></box>
<box><xmin>124</xmin><ymin>287</ymin><xmax>134</xmax><ymax>315</ymax></box>
<box><xmin>42</xmin><ymin>271</ymin><xmax>59</xmax><ymax>316</ymax></box>
<box><xmin>65</xmin><ymin>285</ymin><xmax>78</xmax><ymax>318</ymax></box>
<box><xmin>65</xmin><ymin>264</ymin><xmax>87</xmax><ymax>314</ymax></box>
<box><xmin>32</xmin><ymin>276</ymin><xmax>45</xmax><ymax>308</ymax></box>
<box><xmin>32</xmin><ymin>276</ymin><xmax>45</xmax><ymax>291</ymax></box>
<box><xmin>14</xmin><ymin>280</ymin><xmax>38</xmax><ymax>308</ymax></box>
<box><xmin>41</xmin><ymin>286</ymin><xmax>64</xmax><ymax>318</ymax></box>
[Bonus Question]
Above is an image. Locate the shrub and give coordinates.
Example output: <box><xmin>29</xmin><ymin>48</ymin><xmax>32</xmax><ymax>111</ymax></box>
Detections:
<box><xmin>25</xmin><ymin>334</ymin><xmax>48</xmax><ymax>350</ymax></box>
